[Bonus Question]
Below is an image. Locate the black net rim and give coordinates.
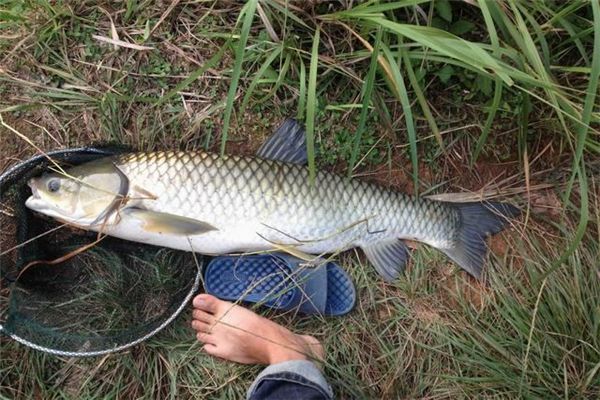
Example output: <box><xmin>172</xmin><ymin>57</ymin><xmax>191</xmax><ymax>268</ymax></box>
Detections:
<box><xmin>0</xmin><ymin>147</ymin><xmax>202</xmax><ymax>357</ymax></box>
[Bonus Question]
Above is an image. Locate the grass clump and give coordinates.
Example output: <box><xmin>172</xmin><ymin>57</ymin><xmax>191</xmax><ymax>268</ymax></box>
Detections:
<box><xmin>1</xmin><ymin>0</ymin><xmax>599</xmax><ymax>398</ymax></box>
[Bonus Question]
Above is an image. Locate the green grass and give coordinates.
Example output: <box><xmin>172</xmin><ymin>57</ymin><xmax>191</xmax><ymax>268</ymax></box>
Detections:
<box><xmin>1</xmin><ymin>0</ymin><xmax>599</xmax><ymax>398</ymax></box>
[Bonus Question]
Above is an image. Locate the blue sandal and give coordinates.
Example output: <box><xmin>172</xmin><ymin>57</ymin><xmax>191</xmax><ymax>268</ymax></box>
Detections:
<box><xmin>204</xmin><ymin>253</ymin><xmax>355</xmax><ymax>316</ymax></box>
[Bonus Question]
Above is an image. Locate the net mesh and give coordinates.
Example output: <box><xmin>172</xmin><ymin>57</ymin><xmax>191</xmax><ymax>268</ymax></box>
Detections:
<box><xmin>0</xmin><ymin>148</ymin><xmax>201</xmax><ymax>356</ymax></box>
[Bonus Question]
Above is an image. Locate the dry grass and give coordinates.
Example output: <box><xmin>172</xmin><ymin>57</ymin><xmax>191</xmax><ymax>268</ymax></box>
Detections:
<box><xmin>1</xmin><ymin>1</ymin><xmax>599</xmax><ymax>399</ymax></box>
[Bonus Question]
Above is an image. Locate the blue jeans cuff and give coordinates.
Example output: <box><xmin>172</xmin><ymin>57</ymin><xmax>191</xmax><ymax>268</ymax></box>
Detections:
<box><xmin>247</xmin><ymin>360</ymin><xmax>333</xmax><ymax>399</ymax></box>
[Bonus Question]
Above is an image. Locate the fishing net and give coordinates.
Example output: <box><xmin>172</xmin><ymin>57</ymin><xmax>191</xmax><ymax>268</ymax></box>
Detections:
<box><xmin>0</xmin><ymin>148</ymin><xmax>202</xmax><ymax>357</ymax></box>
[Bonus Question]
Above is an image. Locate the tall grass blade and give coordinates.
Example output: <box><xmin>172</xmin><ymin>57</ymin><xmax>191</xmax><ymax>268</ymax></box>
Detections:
<box><xmin>219</xmin><ymin>0</ymin><xmax>258</xmax><ymax>155</ymax></box>
<box><xmin>517</xmin><ymin>4</ymin><xmax>550</xmax><ymax>68</ymax></box>
<box><xmin>401</xmin><ymin>48</ymin><xmax>442</xmax><ymax>150</ymax></box>
<box><xmin>348</xmin><ymin>27</ymin><xmax>382</xmax><ymax>177</ymax></box>
<box><xmin>505</xmin><ymin>1</ymin><xmax>578</xmax><ymax>139</ymax></box>
<box><xmin>472</xmin><ymin>81</ymin><xmax>503</xmax><ymax>164</ymax></box>
<box><xmin>297</xmin><ymin>57</ymin><xmax>306</xmax><ymax>120</ymax></box>
<box><xmin>545</xmin><ymin>0</ymin><xmax>600</xmax><ymax>276</ymax></box>
<box><xmin>545</xmin><ymin>1</ymin><xmax>590</xmax><ymax>64</ymax></box>
<box><xmin>305</xmin><ymin>27</ymin><xmax>320</xmax><ymax>184</ymax></box>
<box><xmin>472</xmin><ymin>0</ymin><xmax>504</xmax><ymax>164</ymax></box>
<box><xmin>325</xmin><ymin>0</ymin><xmax>432</xmax><ymax>19</ymax></box>
<box><xmin>364</xmin><ymin>16</ymin><xmax>514</xmax><ymax>85</ymax></box>
<box><xmin>565</xmin><ymin>0</ymin><xmax>600</xmax><ymax>202</ymax></box>
<box><xmin>262</xmin><ymin>0</ymin><xmax>310</xmax><ymax>29</ymax></box>
<box><xmin>157</xmin><ymin>42</ymin><xmax>229</xmax><ymax>106</ymax></box>
<box><xmin>239</xmin><ymin>44</ymin><xmax>283</xmax><ymax>116</ymax></box>
<box><xmin>258</xmin><ymin>51</ymin><xmax>291</xmax><ymax>104</ymax></box>
<box><xmin>381</xmin><ymin>44</ymin><xmax>418</xmax><ymax>194</ymax></box>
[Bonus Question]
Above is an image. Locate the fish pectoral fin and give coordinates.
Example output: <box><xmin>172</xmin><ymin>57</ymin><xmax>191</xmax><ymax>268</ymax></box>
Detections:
<box><xmin>361</xmin><ymin>239</ymin><xmax>410</xmax><ymax>282</ymax></box>
<box><xmin>126</xmin><ymin>208</ymin><xmax>217</xmax><ymax>235</ymax></box>
<box><xmin>256</xmin><ymin>118</ymin><xmax>308</xmax><ymax>165</ymax></box>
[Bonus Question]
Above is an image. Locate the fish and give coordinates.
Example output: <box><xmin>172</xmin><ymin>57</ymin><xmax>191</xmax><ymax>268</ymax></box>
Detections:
<box><xmin>25</xmin><ymin>119</ymin><xmax>519</xmax><ymax>281</ymax></box>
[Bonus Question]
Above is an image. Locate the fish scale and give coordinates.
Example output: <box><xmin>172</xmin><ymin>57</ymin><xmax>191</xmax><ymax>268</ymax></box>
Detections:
<box><xmin>114</xmin><ymin>151</ymin><xmax>458</xmax><ymax>253</ymax></box>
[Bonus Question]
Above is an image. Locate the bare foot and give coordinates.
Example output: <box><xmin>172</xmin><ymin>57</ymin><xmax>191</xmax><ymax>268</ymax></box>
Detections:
<box><xmin>191</xmin><ymin>294</ymin><xmax>324</xmax><ymax>365</ymax></box>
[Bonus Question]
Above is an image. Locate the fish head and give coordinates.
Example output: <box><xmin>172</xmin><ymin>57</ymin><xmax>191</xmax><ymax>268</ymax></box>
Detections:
<box><xmin>25</xmin><ymin>158</ymin><xmax>128</xmax><ymax>227</ymax></box>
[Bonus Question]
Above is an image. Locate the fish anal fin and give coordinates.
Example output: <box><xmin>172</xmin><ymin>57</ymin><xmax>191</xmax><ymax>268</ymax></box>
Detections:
<box><xmin>256</xmin><ymin>119</ymin><xmax>307</xmax><ymax>164</ymax></box>
<box><xmin>126</xmin><ymin>208</ymin><xmax>217</xmax><ymax>235</ymax></box>
<box><xmin>361</xmin><ymin>239</ymin><xmax>410</xmax><ymax>282</ymax></box>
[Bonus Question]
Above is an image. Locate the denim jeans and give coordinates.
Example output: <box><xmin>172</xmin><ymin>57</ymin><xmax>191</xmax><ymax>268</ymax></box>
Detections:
<box><xmin>247</xmin><ymin>360</ymin><xmax>333</xmax><ymax>400</ymax></box>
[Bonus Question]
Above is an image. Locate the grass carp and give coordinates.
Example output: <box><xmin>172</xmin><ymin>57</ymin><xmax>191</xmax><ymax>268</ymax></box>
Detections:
<box><xmin>25</xmin><ymin>120</ymin><xmax>518</xmax><ymax>281</ymax></box>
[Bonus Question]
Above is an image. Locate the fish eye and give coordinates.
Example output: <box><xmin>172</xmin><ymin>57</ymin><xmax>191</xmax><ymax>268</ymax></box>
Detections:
<box><xmin>47</xmin><ymin>179</ymin><xmax>60</xmax><ymax>193</ymax></box>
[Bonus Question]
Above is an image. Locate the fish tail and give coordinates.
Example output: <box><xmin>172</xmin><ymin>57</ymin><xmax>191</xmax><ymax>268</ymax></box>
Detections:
<box><xmin>440</xmin><ymin>201</ymin><xmax>520</xmax><ymax>279</ymax></box>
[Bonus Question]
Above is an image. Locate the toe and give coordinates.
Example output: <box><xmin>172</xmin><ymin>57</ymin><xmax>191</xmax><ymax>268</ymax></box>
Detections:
<box><xmin>203</xmin><ymin>343</ymin><xmax>219</xmax><ymax>356</ymax></box>
<box><xmin>196</xmin><ymin>331</ymin><xmax>216</xmax><ymax>345</ymax></box>
<box><xmin>192</xmin><ymin>309</ymin><xmax>215</xmax><ymax>324</ymax></box>
<box><xmin>191</xmin><ymin>319</ymin><xmax>214</xmax><ymax>333</ymax></box>
<box><xmin>203</xmin><ymin>343</ymin><xmax>240</xmax><ymax>363</ymax></box>
<box><xmin>192</xmin><ymin>294</ymin><xmax>221</xmax><ymax>313</ymax></box>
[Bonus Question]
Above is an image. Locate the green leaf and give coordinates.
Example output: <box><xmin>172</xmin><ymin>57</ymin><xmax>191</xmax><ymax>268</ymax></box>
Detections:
<box><xmin>0</xmin><ymin>10</ymin><xmax>24</xmax><ymax>21</ymax></box>
<box><xmin>322</xmin><ymin>0</ymin><xmax>433</xmax><ymax>19</ymax></box>
<box><xmin>476</xmin><ymin>75</ymin><xmax>493</xmax><ymax>96</ymax></box>
<box><xmin>435</xmin><ymin>0</ymin><xmax>452</xmax><ymax>23</ymax></box>
<box><xmin>436</xmin><ymin>64</ymin><xmax>455</xmax><ymax>83</ymax></box>
<box><xmin>450</xmin><ymin>20</ymin><xmax>475</xmax><ymax>36</ymax></box>
<box><xmin>143</xmin><ymin>20</ymin><xmax>150</xmax><ymax>41</ymax></box>
<box><xmin>549</xmin><ymin>0</ymin><xmax>600</xmax><ymax>275</ymax></box>
<box><xmin>430</xmin><ymin>17</ymin><xmax>448</xmax><ymax>30</ymax></box>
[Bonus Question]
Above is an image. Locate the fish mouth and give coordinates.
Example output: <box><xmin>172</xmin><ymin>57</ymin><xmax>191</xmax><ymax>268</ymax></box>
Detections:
<box><xmin>25</xmin><ymin>194</ymin><xmax>45</xmax><ymax>212</ymax></box>
<box><xmin>25</xmin><ymin>178</ymin><xmax>48</xmax><ymax>212</ymax></box>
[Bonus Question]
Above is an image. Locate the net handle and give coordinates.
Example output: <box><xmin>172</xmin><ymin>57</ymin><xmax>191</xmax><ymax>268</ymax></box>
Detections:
<box><xmin>0</xmin><ymin>260</ymin><xmax>202</xmax><ymax>357</ymax></box>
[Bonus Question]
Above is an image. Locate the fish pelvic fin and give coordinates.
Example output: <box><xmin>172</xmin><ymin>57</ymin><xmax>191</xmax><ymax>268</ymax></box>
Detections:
<box><xmin>441</xmin><ymin>201</ymin><xmax>519</xmax><ymax>279</ymax></box>
<box><xmin>361</xmin><ymin>239</ymin><xmax>410</xmax><ymax>282</ymax></box>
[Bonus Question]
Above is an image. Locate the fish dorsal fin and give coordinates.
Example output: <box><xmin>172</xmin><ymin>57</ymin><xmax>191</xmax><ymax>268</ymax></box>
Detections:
<box><xmin>256</xmin><ymin>119</ymin><xmax>307</xmax><ymax>165</ymax></box>
<box><xmin>126</xmin><ymin>208</ymin><xmax>217</xmax><ymax>235</ymax></box>
<box><xmin>361</xmin><ymin>239</ymin><xmax>410</xmax><ymax>282</ymax></box>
